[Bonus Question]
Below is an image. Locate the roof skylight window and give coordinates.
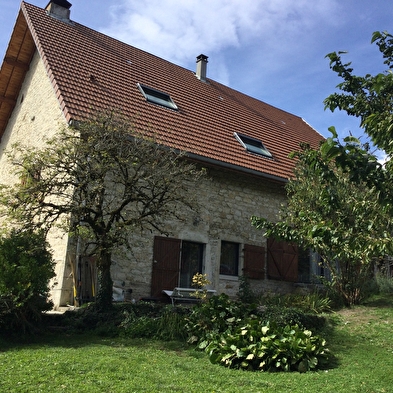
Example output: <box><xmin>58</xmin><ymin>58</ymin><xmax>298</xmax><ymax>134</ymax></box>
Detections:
<box><xmin>234</xmin><ymin>132</ymin><xmax>273</xmax><ymax>158</ymax></box>
<box><xmin>137</xmin><ymin>83</ymin><xmax>178</xmax><ymax>110</ymax></box>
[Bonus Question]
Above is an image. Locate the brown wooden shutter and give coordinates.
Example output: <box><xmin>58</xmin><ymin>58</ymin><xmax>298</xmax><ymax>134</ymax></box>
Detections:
<box><xmin>243</xmin><ymin>244</ymin><xmax>265</xmax><ymax>279</ymax></box>
<box><xmin>151</xmin><ymin>236</ymin><xmax>181</xmax><ymax>298</ymax></box>
<box><xmin>267</xmin><ymin>238</ymin><xmax>298</xmax><ymax>282</ymax></box>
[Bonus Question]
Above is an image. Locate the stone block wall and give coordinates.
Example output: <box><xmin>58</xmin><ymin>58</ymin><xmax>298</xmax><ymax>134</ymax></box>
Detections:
<box><xmin>112</xmin><ymin>166</ymin><xmax>292</xmax><ymax>301</ymax></box>
<box><xmin>0</xmin><ymin>51</ymin><xmax>73</xmax><ymax>308</ymax></box>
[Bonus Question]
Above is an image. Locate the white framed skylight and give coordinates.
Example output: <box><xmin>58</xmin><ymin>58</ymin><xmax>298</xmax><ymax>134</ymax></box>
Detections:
<box><xmin>234</xmin><ymin>132</ymin><xmax>273</xmax><ymax>158</ymax></box>
<box><xmin>137</xmin><ymin>83</ymin><xmax>178</xmax><ymax>110</ymax></box>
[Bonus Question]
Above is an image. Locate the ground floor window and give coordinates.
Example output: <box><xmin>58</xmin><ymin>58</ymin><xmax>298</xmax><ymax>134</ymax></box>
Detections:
<box><xmin>220</xmin><ymin>241</ymin><xmax>239</xmax><ymax>276</ymax></box>
<box><xmin>297</xmin><ymin>249</ymin><xmax>333</xmax><ymax>283</ymax></box>
<box><xmin>179</xmin><ymin>241</ymin><xmax>204</xmax><ymax>287</ymax></box>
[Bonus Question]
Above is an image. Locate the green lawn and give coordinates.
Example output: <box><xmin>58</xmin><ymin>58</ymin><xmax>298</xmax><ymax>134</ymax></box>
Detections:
<box><xmin>1</xmin><ymin>298</ymin><xmax>392</xmax><ymax>393</ymax></box>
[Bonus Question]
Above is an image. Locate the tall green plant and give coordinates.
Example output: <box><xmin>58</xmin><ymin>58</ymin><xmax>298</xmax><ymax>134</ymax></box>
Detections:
<box><xmin>186</xmin><ymin>294</ymin><xmax>254</xmax><ymax>345</ymax></box>
<box><xmin>0</xmin><ymin>230</ymin><xmax>55</xmax><ymax>332</ymax></box>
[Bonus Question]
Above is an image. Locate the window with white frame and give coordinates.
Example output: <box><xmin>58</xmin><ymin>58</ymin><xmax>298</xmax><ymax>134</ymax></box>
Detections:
<box><xmin>137</xmin><ymin>83</ymin><xmax>178</xmax><ymax>110</ymax></box>
<box><xmin>234</xmin><ymin>132</ymin><xmax>272</xmax><ymax>158</ymax></box>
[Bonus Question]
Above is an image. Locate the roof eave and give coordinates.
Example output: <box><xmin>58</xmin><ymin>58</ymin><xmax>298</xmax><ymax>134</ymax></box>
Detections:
<box><xmin>0</xmin><ymin>7</ymin><xmax>36</xmax><ymax>141</ymax></box>
<box><xmin>186</xmin><ymin>152</ymin><xmax>289</xmax><ymax>184</ymax></box>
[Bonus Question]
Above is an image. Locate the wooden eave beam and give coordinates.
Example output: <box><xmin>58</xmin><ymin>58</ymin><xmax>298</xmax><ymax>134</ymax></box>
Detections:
<box><xmin>4</xmin><ymin>57</ymin><xmax>30</xmax><ymax>71</ymax></box>
<box><xmin>0</xmin><ymin>95</ymin><xmax>16</xmax><ymax>105</ymax></box>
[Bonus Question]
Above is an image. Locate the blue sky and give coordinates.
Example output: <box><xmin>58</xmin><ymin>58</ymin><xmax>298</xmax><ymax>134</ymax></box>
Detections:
<box><xmin>1</xmin><ymin>0</ymin><xmax>392</xmax><ymax>160</ymax></box>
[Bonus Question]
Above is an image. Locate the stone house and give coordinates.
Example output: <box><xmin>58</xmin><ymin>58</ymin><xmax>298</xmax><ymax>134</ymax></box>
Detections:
<box><xmin>0</xmin><ymin>1</ymin><xmax>324</xmax><ymax>308</ymax></box>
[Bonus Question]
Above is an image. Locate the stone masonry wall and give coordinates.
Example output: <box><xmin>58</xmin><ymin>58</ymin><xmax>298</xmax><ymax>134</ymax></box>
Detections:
<box><xmin>112</xmin><ymin>166</ymin><xmax>294</xmax><ymax>301</ymax></box>
<box><xmin>0</xmin><ymin>51</ymin><xmax>73</xmax><ymax>308</ymax></box>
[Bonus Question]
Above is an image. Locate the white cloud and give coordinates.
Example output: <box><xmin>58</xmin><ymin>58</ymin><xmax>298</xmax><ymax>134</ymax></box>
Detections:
<box><xmin>101</xmin><ymin>0</ymin><xmax>341</xmax><ymax>74</ymax></box>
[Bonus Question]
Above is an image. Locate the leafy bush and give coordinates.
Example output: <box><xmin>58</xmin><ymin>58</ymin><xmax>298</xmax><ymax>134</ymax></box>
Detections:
<box><xmin>120</xmin><ymin>313</ymin><xmax>159</xmax><ymax>338</ymax></box>
<box><xmin>260</xmin><ymin>292</ymin><xmax>332</xmax><ymax>314</ymax></box>
<box><xmin>237</xmin><ymin>275</ymin><xmax>258</xmax><ymax>304</ymax></box>
<box><xmin>259</xmin><ymin>306</ymin><xmax>327</xmax><ymax>332</ymax></box>
<box><xmin>0</xmin><ymin>230</ymin><xmax>55</xmax><ymax>333</ymax></box>
<box><xmin>185</xmin><ymin>294</ymin><xmax>255</xmax><ymax>345</ymax></box>
<box><xmin>375</xmin><ymin>274</ymin><xmax>393</xmax><ymax>294</ymax></box>
<box><xmin>202</xmin><ymin>320</ymin><xmax>330</xmax><ymax>372</ymax></box>
<box><xmin>155</xmin><ymin>306</ymin><xmax>188</xmax><ymax>341</ymax></box>
<box><xmin>120</xmin><ymin>304</ymin><xmax>188</xmax><ymax>341</ymax></box>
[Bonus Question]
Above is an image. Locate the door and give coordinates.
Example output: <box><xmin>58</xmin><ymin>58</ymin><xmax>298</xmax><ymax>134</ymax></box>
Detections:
<box><xmin>151</xmin><ymin>236</ymin><xmax>181</xmax><ymax>298</ymax></box>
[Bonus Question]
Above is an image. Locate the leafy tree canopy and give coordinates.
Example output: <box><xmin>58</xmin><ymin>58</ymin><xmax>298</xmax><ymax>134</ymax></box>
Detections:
<box><xmin>252</xmin><ymin>133</ymin><xmax>393</xmax><ymax>305</ymax></box>
<box><xmin>324</xmin><ymin>31</ymin><xmax>393</xmax><ymax>158</ymax></box>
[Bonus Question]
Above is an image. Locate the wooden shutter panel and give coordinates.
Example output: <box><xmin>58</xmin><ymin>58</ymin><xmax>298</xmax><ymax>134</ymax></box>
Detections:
<box><xmin>151</xmin><ymin>236</ymin><xmax>181</xmax><ymax>298</ymax></box>
<box><xmin>243</xmin><ymin>244</ymin><xmax>265</xmax><ymax>279</ymax></box>
<box><xmin>267</xmin><ymin>238</ymin><xmax>298</xmax><ymax>282</ymax></box>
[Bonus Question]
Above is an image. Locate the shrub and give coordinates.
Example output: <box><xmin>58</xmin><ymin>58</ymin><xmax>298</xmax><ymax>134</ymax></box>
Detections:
<box><xmin>259</xmin><ymin>306</ymin><xmax>327</xmax><ymax>332</ymax></box>
<box><xmin>120</xmin><ymin>313</ymin><xmax>159</xmax><ymax>338</ymax></box>
<box><xmin>375</xmin><ymin>274</ymin><xmax>393</xmax><ymax>295</ymax></box>
<box><xmin>155</xmin><ymin>306</ymin><xmax>188</xmax><ymax>341</ymax></box>
<box><xmin>0</xmin><ymin>230</ymin><xmax>55</xmax><ymax>333</ymax></box>
<box><xmin>237</xmin><ymin>275</ymin><xmax>258</xmax><ymax>304</ymax></box>
<box><xmin>185</xmin><ymin>294</ymin><xmax>255</xmax><ymax>345</ymax></box>
<box><xmin>120</xmin><ymin>304</ymin><xmax>188</xmax><ymax>341</ymax></box>
<box><xmin>202</xmin><ymin>320</ymin><xmax>330</xmax><ymax>372</ymax></box>
<box><xmin>260</xmin><ymin>292</ymin><xmax>332</xmax><ymax>314</ymax></box>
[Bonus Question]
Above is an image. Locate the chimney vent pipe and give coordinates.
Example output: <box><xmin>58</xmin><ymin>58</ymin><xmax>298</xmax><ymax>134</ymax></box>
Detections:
<box><xmin>45</xmin><ymin>0</ymin><xmax>72</xmax><ymax>22</ymax></box>
<box><xmin>196</xmin><ymin>54</ymin><xmax>208</xmax><ymax>82</ymax></box>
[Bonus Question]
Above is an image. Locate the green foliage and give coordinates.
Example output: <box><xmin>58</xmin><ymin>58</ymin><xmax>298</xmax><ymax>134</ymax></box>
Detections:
<box><xmin>260</xmin><ymin>292</ymin><xmax>332</xmax><ymax>314</ymax></box>
<box><xmin>119</xmin><ymin>304</ymin><xmax>188</xmax><ymax>341</ymax></box>
<box><xmin>325</xmin><ymin>31</ymin><xmax>393</xmax><ymax>157</ymax></box>
<box><xmin>237</xmin><ymin>275</ymin><xmax>258</xmax><ymax>304</ymax></box>
<box><xmin>259</xmin><ymin>306</ymin><xmax>327</xmax><ymax>333</ymax></box>
<box><xmin>120</xmin><ymin>312</ymin><xmax>159</xmax><ymax>338</ymax></box>
<box><xmin>185</xmin><ymin>294</ymin><xmax>330</xmax><ymax>344</ymax></box>
<box><xmin>374</xmin><ymin>274</ymin><xmax>393</xmax><ymax>295</ymax></box>
<box><xmin>202</xmin><ymin>320</ymin><xmax>329</xmax><ymax>372</ymax></box>
<box><xmin>252</xmin><ymin>138</ymin><xmax>393</xmax><ymax>306</ymax></box>
<box><xmin>0</xmin><ymin>230</ymin><xmax>55</xmax><ymax>333</ymax></box>
<box><xmin>185</xmin><ymin>294</ymin><xmax>255</xmax><ymax>345</ymax></box>
<box><xmin>155</xmin><ymin>306</ymin><xmax>188</xmax><ymax>341</ymax></box>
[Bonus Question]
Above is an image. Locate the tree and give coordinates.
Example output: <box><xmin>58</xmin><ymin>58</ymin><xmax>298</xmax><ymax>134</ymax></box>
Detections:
<box><xmin>0</xmin><ymin>112</ymin><xmax>205</xmax><ymax>310</ymax></box>
<box><xmin>252</xmin><ymin>31</ymin><xmax>393</xmax><ymax>306</ymax></box>
<box><xmin>324</xmin><ymin>31</ymin><xmax>393</xmax><ymax>158</ymax></box>
<box><xmin>252</xmin><ymin>131</ymin><xmax>393</xmax><ymax>305</ymax></box>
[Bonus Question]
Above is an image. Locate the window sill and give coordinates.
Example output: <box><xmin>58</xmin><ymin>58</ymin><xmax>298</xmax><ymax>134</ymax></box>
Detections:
<box><xmin>219</xmin><ymin>274</ymin><xmax>238</xmax><ymax>281</ymax></box>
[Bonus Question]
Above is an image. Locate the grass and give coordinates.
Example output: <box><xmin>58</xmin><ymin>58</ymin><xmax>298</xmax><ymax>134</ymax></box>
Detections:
<box><xmin>0</xmin><ymin>296</ymin><xmax>392</xmax><ymax>393</ymax></box>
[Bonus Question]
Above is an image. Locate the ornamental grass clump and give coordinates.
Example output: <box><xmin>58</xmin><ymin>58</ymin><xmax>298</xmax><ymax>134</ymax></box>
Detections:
<box><xmin>201</xmin><ymin>319</ymin><xmax>330</xmax><ymax>373</ymax></box>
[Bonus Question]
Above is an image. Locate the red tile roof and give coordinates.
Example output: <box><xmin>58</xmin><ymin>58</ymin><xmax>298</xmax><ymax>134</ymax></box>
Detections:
<box><xmin>0</xmin><ymin>2</ymin><xmax>324</xmax><ymax>181</ymax></box>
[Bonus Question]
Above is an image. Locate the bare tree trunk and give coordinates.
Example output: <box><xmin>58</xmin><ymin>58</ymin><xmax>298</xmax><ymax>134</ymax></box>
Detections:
<box><xmin>95</xmin><ymin>250</ymin><xmax>113</xmax><ymax>311</ymax></box>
